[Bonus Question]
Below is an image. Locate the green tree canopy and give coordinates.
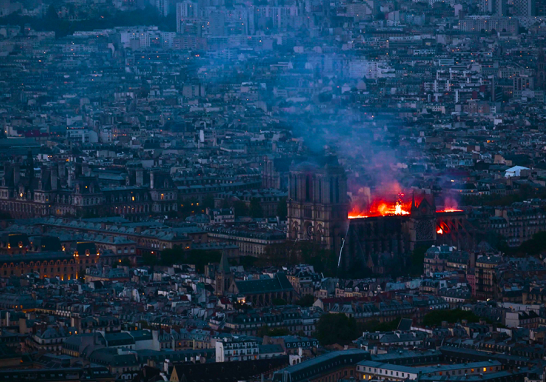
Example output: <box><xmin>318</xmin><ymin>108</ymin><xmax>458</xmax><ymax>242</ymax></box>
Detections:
<box><xmin>516</xmin><ymin>231</ymin><xmax>546</xmax><ymax>256</ymax></box>
<box><xmin>249</xmin><ymin>198</ymin><xmax>264</xmax><ymax>218</ymax></box>
<box><xmin>315</xmin><ymin>314</ymin><xmax>360</xmax><ymax>345</ymax></box>
<box><xmin>295</xmin><ymin>294</ymin><xmax>315</xmax><ymax>307</ymax></box>
<box><xmin>159</xmin><ymin>247</ymin><xmax>221</xmax><ymax>272</ymax></box>
<box><xmin>221</xmin><ymin>198</ymin><xmax>230</xmax><ymax>209</ymax></box>
<box><xmin>142</xmin><ymin>253</ymin><xmax>158</xmax><ymax>266</ymax></box>
<box><xmin>272</xmin><ymin>298</ymin><xmax>287</xmax><ymax>306</ymax></box>
<box><xmin>358</xmin><ymin>318</ymin><xmax>402</xmax><ymax>333</ymax></box>
<box><xmin>276</xmin><ymin>197</ymin><xmax>287</xmax><ymax>219</ymax></box>
<box><xmin>233</xmin><ymin>200</ymin><xmax>249</xmax><ymax>216</ymax></box>
<box><xmin>258</xmin><ymin>325</ymin><xmax>290</xmax><ymax>337</ymax></box>
<box><xmin>203</xmin><ymin>194</ymin><xmax>215</xmax><ymax>209</ymax></box>
<box><xmin>422</xmin><ymin>309</ymin><xmax>481</xmax><ymax>327</ymax></box>
<box><xmin>408</xmin><ymin>245</ymin><xmax>428</xmax><ymax>277</ymax></box>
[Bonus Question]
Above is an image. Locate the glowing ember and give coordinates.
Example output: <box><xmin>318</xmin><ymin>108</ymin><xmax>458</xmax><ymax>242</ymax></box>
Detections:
<box><xmin>437</xmin><ymin>208</ymin><xmax>463</xmax><ymax>213</ymax></box>
<box><xmin>437</xmin><ymin>228</ymin><xmax>443</xmax><ymax>234</ymax></box>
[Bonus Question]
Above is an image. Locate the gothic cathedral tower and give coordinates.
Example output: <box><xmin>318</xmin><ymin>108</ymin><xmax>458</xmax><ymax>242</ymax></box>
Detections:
<box><xmin>287</xmin><ymin>156</ymin><xmax>349</xmax><ymax>255</ymax></box>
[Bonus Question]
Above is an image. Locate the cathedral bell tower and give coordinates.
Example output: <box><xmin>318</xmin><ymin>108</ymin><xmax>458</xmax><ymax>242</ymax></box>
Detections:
<box><xmin>287</xmin><ymin>155</ymin><xmax>349</xmax><ymax>255</ymax></box>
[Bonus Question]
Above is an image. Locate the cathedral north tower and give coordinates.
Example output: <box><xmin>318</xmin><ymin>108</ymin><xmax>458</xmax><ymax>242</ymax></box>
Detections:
<box><xmin>287</xmin><ymin>155</ymin><xmax>349</xmax><ymax>255</ymax></box>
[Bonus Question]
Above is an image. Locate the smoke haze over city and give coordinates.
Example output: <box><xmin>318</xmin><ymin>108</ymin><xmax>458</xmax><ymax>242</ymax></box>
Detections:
<box><xmin>1</xmin><ymin>0</ymin><xmax>546</xmax><ymax>380</ymax></box>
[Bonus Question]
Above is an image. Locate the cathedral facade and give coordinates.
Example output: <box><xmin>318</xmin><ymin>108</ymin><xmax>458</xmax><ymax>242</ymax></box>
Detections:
<box><xmin>286</xmin><ymin>158</ymin><xmax>474</xmax><ymax>275</ymax></box>
<box><xmin>286</xmin><ymin>156</ymin><xmax>349</xmax><ymax>256</ymax></box>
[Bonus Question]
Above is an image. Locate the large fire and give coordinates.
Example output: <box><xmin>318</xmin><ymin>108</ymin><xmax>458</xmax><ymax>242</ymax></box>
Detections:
<box><xmin>349</xmin><ymin>192</ymin><xmax>462</xmax><ymax>219</ymax></box>
<box><xmin>349</xmin><ymin>194</ymin><xmax>411</xmax><ymax>219</ymax></box>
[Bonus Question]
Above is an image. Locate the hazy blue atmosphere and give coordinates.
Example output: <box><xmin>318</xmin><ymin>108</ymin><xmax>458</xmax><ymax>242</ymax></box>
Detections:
<box><xmin>0</xmin><ymin>0</ymin><xmax>546</xmax><ymax>380</ymax></box>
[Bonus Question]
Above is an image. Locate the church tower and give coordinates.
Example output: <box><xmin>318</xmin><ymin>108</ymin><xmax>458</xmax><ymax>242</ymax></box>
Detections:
<box><xmin>215</xmin><ymin>250</ymin><xmax>233</xmax><ymax>296</ymax></box>
<box><xmin>287</xmin><ymin>155</ymin><xmax>349</xmax><ymax>255</ymax></box>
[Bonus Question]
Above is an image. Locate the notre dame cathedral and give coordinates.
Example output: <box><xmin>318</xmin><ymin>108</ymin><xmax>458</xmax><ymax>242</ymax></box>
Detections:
<box><xmin>286</xmin><ymin>155</ymin><xmax>349</xmax><ymax>257</ymax></box>
<box><xmin>286</xmin><ymin>156</ymin><xmax>472</xmax><ymax>275</ymax></box>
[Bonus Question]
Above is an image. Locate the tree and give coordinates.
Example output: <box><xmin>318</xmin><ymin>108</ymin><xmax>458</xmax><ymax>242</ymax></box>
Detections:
<box><xmin>484</xmin><ymin>231</ymin><xmax>509</xmax><ymax>253</ymax></box>
<box><xmin>299</xmin><ymin>242</ymin><xmax>338</xmax><ymax>277</ymax></box>
<box><xmin>295</xmin><ymin>294</ymin><xmax>315</xmax><ymax>307</ymax></box>
<box><xmin>45</xmin><ymin>5</ymin><xmax>59</xmax><ymax>22</ymax></box>
<box><xmin>270</xmin><ymin>328</ymin><xmax>290</xmax><ymax>336</ymax></box>
<box><xmin>221</xmin><ymin>198</ymin><xmax>230</xmax><ymax>209</ymax></box>
<box><xmin>203</xmin><ymin>194</ymin><xmax>215</xmax><ymax>209</ymax></box>
<box><xmin>160</xmin><ymin>247</ymin><xmax>184</xmax><ymax>266</ymax></box>
<box><xmin>422</xmin><ymin>309</ymin><xmax>481</xmax><ymax>327</ymax></box>
<box><xmin>408</xmin><ymin>245</ymin><xmax>428</xmax><ymax>276</ymax></box>
<box><xmin>276</xmin><ymin>197</ymin><xmax>287</xmax><ymax>219</ymax></box>
<box><xmin>261</xmin><ymin>243</ymin><xmax>291</xmax><ymax>267</ymax></box>
<box><xmin>142</xmin><ymin>253</ymin><xmax>158</xmax><ymax>266</ymax></box>
<box><xmin>158</xmin><ymin>247</ymin><xmax>221</xmax><ymax>272</ymax></box>
<box><xmin>249</xmin><ymin>197</ymin><xmax>264</xmax><ymax>218</ymax></box>
<box><xmin>272</xmin><ymin>298</ymin><xmax>287</xmax><ymax>306</ymax></box>
<box><xmin>120</xmin><ymin>258</ymin><xmax>131</xmax><ymax>266</ymax></box>
<box><xmin>517</xmin><ymin>231</ymin><xmax>546</xmax><ymax>256</ymax></box>
<box><xmin>315</xmin><ymin>314</ymin><xmax>359</xmax><ymax>345</ymax></box>
<box><xmin>258</xmin><ymin>325</ymin><xmax>271</xmax><ymax>337</ymax></box>
<box><xmin>258</xmin><ymin>325</ymin><xmax>290</xmax><ymax>337</ymax></box>
<box><xmin>358</xmin><ymin>318</ymin><xmax>402</xmax><ymax>333</ymax></box>
<box><xmin>233</xmin><ymin>200</ymin><xmax>248</xmax><ymax>216</ymax></box>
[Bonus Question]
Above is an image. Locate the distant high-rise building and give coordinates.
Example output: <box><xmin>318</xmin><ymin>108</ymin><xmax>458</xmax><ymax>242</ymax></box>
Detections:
<box><xmin>207</xmin><ymin>9</ymin><xmax>226</xmax><ymax>36</ymax></box>
<box><xmin>512</xmin><ymin>0</ymin><xmax>535</xmax><ymax>16</ymax></box>
<box><xmin>496</xmin><ymin>0</ymin><xmax>507</xmax><ymax>16</ymax></box>
<box><xmin>177</xmin><ymin>0</ymin><xmax>199</xmax><ymax>19</ymax></box>
<box><xmin>536</xmin><ymin>0</ymin><xmax>546</xmax><ymax>15</ymax></box>
<box><xmin>154</xmin><ymin>0</ymin><xmax>170</xmax><ymax>17</ymax></box>
<box><xmin>176</xmin><ymin>1</ymin><xmax>201</xmax><ymax>34</ymax></box>
<box><xmin>482</xmin><ymin>0</ymin><xmax>495</xmax><ymax>13</ymax></box>
<box><xmin>481</xmin><ymin>0</ymin><xmax>507</xmax><ymax>16</ymax></box>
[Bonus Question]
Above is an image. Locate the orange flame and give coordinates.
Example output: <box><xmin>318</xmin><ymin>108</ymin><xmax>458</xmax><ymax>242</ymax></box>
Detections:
<box><xmin>436</xmin><ymin>222</ymin><xmax>450</xmax><ymax>234</ymax></box>
<box><xmin>437</xmin><ymin>208</ymin><xmax>463</xmax><ymax>213</ymax></box>
<box><xmin>349</xmin><ymin>195</ymin><xmax>411</xmax><ymax>219</ymax></box>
